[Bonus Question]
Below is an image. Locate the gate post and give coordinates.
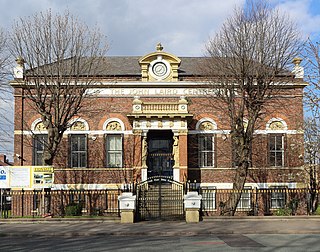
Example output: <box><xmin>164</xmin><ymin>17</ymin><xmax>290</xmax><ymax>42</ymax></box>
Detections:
<box><xmin>118</xmin><ymin>192</ymin><xmax>136</xmax><ymax>223</ymax></box>
<box><xmin>184</xmin><ymin>191</ymin><xmax>202</xmax><ymax>223</ymax></box>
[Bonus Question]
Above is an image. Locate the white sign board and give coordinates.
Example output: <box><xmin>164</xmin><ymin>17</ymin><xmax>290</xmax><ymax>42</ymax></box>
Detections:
<box><xmin>0</xmin><ymin>166</ymin><xmax>9</xmax><ymax>188</ymax></box>
<box><xmin>10</xmin><ymin>167</ymin><xmax>30</xmax><ymax>188</ymax></box>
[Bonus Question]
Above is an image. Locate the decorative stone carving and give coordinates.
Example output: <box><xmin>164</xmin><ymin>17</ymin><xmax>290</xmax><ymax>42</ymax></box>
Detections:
<box><xmin>199</xmin><ymin>121</ymin><xmax>214</xmax><ymax>130</ymax></box>
<box><xmin>134</xmin><ymin>121</ymin><xmax>140</xmax><ymax>128</ymax></box>
<box><xmin>158</xmin><ymin>120</ymin><xmax>163</xmax><ymax>128</ymax></box>
<box><xmin>243</xmin><ymin>121</ymin><xmax>248</xmax><ymax>130</ymax></box>
<box><xmin>146</xmin><ymin>121</ymin><xmax>151</xmax><ymax>128</ymax></box>
<box><xmin>173</xmin><ymin>136</ymin><xmax>179</xmax><ymax>168</ymax></box>
<box><xmin>71</xmin><ymin>121</ymin><xmax>86</xmax><ymax>131</ymax></box>
<box><xmin>178</xmin><ymin>129</ymin><xmax>188</xmax><ymax>135</ymax></box>
<box><xmin>142</xmin><ymin>137</ymin><xmax>148</xmax><ymax>168</ymax></box>
<box><xmin>292</xmin><ymin>57</ymin><xmax>304</xmax><ymax>79</ymax></box>
<box><xmin>269</xmin><ymin>121</ymin><xmax>285</xmax><ymax>130</ymax></box>
<box><xmin>139</xmin><ymin>43</ymin><xmax>181</xmax><ymax>82</ymax></box>
<box><xmin>169</xmin><ymin>120</ymin><xmax>174</xmax><ymax>128</ymax></box>
<box><xmin>106</xmin><ymin>121</ymin><xmax>121</xmax><ymax>131</ymax></box>
<box><xmin>13</xmin><ymin>57</ymin><xmax>25</xmax><ymax>79</ymax></box>
<box><xmin>133</xmin><ymin>129</ymin><xmax>143</xmax><ymax>135</ymax></box>
<box><xmin>35</xmin><ymin>122</ymin><xmax>46</xmax><ymax>131</ymax></box>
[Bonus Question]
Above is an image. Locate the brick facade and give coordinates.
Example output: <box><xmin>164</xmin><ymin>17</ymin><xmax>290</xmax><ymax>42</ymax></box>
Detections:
<box><xmin>10</xmin><ymin>47</ymin><xmax>307</xmax><ymax>192</ymax></box>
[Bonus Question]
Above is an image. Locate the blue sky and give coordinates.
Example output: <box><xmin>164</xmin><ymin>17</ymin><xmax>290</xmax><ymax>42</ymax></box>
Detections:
<box><xmin>0</xmin><ymin>0</ymin><xmax>320</xmax><ymax>159</ymax></box>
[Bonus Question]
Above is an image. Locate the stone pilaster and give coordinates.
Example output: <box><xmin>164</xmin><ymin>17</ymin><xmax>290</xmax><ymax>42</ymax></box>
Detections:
<box><xmin>178</xmin><ymin>129</ymin><xmax>188</xmax><ymax>182</ymax></box>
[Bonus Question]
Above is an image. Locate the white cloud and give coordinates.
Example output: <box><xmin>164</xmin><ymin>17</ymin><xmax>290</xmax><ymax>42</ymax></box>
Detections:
<box><xmin>274</xmin><ymin>0</ymin><xmax>320</xmax><ymax>38</ymax></box>
<box><xmin>0</xmin><ymin>0</ymin><xmax>245</xmax><ymax>56</ymax></box>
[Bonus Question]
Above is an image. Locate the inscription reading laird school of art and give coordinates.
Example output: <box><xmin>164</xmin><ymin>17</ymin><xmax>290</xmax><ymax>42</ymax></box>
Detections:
<box><xmin>88</xmin><ymin>88</ymin><xmax>219</xmax><ymax>97</ymax></box>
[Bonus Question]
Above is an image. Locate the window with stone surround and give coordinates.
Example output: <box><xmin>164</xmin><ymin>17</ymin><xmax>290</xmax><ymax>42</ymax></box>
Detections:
<box><xmin>198</xmin><ymin>134</ymin><xmax>215</xmax><ymax>168</ymax></box>
<box><xmin>271</xmin><ymin>187</ymin><xmax>286</xmax><ymax>209</ymax></box>
<box><xmin>201</xmin><ymin>186</ymin><xmax>216</xmax><ymax>211</ymax></box>
<box><xmin>268</xmin><ymin>134</ymin><xmax>285</xmax><ymax>167</ymax></box>
<box><xmin>33</xmin><ymin>134</ymin><xmax>47</xmax><ymax>166</ymax></box>
<box><xmin>69</xmin><ymin>134</ymin><xmax>87</xmax><ymax>168</ymax></box>
<box><xmin>237</xmin><ymin>187</ymin><xmax>251</xmax><ymax>209</ymax></box>
<box><xmin>105</xmin><ymin>134</ymin><xmax>123</xmax><ymax>168</ymax></box>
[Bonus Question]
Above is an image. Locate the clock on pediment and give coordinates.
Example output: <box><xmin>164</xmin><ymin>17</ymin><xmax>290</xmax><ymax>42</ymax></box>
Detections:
<box><xmin>149</xmin><ymin>56</ymin><xmax>171</xmax><ymax>81</ymax></box>
<box><xmin>139</xmin><ymin>43</ymin><xmax>181</xmax><ymax>82</ymax></box>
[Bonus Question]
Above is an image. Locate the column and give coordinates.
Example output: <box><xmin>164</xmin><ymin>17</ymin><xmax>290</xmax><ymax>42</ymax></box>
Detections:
<box><xmin>141</xmin><ymin>131</ymin><xmax>148</xmax><ymax>181</ymax></box>
<box><xmin>173</xmin><ymin>132</ymin><xmax>180</xmax><ymax>181</ymax></box>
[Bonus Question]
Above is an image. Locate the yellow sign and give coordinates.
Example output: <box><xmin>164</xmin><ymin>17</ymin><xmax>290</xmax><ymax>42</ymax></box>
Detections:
<box><xmin>33</xmin><ymin>167</ymin><xmax>54</xmax><ymax>173</ymax></box>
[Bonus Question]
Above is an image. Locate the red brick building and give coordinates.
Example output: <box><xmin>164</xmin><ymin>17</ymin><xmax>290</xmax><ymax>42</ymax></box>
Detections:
<box><xmin>10</xmin><ymin>44</ymin><xmax>306</xmax><ymax>204</ymax></box>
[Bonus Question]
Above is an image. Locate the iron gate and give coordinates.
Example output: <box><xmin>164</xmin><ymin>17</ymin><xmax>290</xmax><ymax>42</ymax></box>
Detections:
<box><xmin>136</xmin><ymin>176</ymin><xmax>185</xmax><ymax>221</ymax></box>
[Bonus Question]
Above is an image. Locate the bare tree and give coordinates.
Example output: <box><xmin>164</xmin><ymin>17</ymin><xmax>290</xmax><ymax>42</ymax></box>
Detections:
<box><xmin>303</xmin><ymin>40</ymin><xmax>320</xmax><ymax>213</ymax></box>
<box><xmin>10</xmin><ymin>10</ymin><xmax>108</xmax><ymax>165</ymax></box>
<box><xmin>304</xmin><ymin>117</ymin><xmax>320</xmax><ymax>213</ymax></box>
<box><xmin>203</xmin><ymin>0</ymin><xmax>301</xmax><ymax>215</ymax></box>
<box><xmin>304</xmin><ymin>40</ymin><xmax>320</xmax><ymax>118</ymax></box>
<box><xmin>0</xmin><ymin>27</ymin><xmax>13</xmax><ymax>157</ymax></box>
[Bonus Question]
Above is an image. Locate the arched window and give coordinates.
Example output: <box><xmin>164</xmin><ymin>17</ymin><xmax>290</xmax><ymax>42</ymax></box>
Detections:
<box><xmin>196</xmin><ymin>118</ymin><xmax>217</xmax><ymax>168</ymax></box>
<box><xmin>266</xmin><ymin>118</ymin><xmax>287</xmax><ymax>167</ymax></box>
<box><xmin>31</xmin><ymin>119</ymin><xmax>47</xmax><ymax>166</ymax></box>
<box><xmin>103</xmin><ymin>118</ymin><xmax>125</xmax><ymax>168</ymax></box>
<box><xmin>68</xmin><ymin>118</ymin><xmax>89</xmax><ymax>168</ymax></box>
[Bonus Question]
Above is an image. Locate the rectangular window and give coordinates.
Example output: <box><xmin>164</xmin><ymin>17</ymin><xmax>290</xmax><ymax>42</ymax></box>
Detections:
<box><xmin>201</xmin><ymin>187</ymin><xmax>216</xmax><ymax>211</ymax></box>
<box><xmin>33</xmin><ymin>191</ymin><xmax>40</xmax><ymax>211</ymax></box>
<box><xmin>33</xmin><ymin>134</ymin><xmax>47</xmax><ymax>166</ymax></box>
<box><xmin>106</xmin><ymin>134</ymin><xmax>123</xmax><ymax>168</ymax></box>
<box><xmin>271</xmin><ymin>188</ymin><xmax>286</xmax><ymax>208</ymax></box>
<box><xmin>70</xmin><ymin>134</ymin><xmax>87</xmax><ymax>168</ymax></box>
<box><xmin>269</xmin><ymin>134</ymin><xmax>284</xmax><ymax>167</ymax></box>
<box><xmin>237</xmin><ymin>187</ymin><xmax>251</xmax><ymax>209</ymax></box>
<box><xmin>198</xmin><ymin>135</ymin><xmax>214</xmax><ymax>167</ymax></box>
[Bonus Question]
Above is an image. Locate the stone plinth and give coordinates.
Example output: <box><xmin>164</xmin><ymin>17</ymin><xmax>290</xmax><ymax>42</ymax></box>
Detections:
<box><xmin>184</xmin><ymin>191</ymin><xmax>202</xmax><ymax>223</ymax></box>
<box><xmin>118</xmin><ymin>192</ymin><xmax>136</xmax><ymax>223</ymax></box>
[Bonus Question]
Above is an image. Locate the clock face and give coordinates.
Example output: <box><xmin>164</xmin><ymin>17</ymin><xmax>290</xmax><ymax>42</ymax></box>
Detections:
<box><xmin>152</xmin><ymin>62</ymin><xmax>167</xmax><ymax>77</ymax></box>
<box><xmin>149</xmin><ymin>59</ymin><xmax>171</xmax><ymax>80</ymax></box>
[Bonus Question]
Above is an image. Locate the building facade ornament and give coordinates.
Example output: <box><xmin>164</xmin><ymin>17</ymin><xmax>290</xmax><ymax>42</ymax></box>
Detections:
<box><xmin>106</xmin><ymin>121</ymin><xmax>122</xmax><ymax>131</ymax></box>
<box><xmin>71</xmin><ymin>121</ymin><xmax>86</xmax><ymax>131</ymax></box>
<box><xmin>269</xmin><ymin>121</ymin><xmax>285</xmax><ymax>130</ymax></box>
<box><xmin>292</xmin><ymin>57</ymin><xmax>304</xmax><ymax>79</ymax></box>
<box><xmin>35</xmin><ymin>122</ymin><xmax>46</xmax><ymax>132</ymax></box>
<box><xmin>139</xmin><ymin>43</ymin><xmax>181</xmax><ymax>82</ymax></box>
<box><xmin>199</xmin><ymin>121</ymin><xmax>214</xmax><ymax>131</ymax></box>
<box><xmin>173</xmin><ymin>136</ymin><xmax>179</xmax><ymax>168</ymax></box>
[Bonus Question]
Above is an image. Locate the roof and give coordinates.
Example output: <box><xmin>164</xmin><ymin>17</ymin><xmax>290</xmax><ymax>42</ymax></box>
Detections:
<box><xmin>25</xmin><ymin>56</ymin><xmax>294</xmax><ymax>78</ymax></box>
<box><xmin>84</xmin><ymin>56</ymin><xmax>208</xmax><ymax>76</ymax></box>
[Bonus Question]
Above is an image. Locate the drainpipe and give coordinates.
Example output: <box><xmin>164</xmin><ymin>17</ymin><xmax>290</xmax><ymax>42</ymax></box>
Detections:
<box><xmin>20</xmin><ymin>88</ymin><xmax>24</xmax><ymax>166</ymax></box>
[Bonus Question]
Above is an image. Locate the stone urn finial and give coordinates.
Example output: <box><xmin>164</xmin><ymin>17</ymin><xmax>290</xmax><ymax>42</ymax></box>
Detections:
<box><xmin>292</xmin><ymin>57</ymin><xmax>302</xmax><ymax>66</ymax></box>
<box><xmin>292</xmin><ymin>57</ymin><xmax>304</xmax><ymax>78</ymax></box>
<box><xmin>156</xmin><ymin>43</ymin><xmax>163</xmax><ymax>52</ymax></box>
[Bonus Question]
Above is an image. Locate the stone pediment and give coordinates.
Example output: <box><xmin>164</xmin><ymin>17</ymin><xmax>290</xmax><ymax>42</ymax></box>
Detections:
<box><xmin>139</xmin><ymin>43</ymin><xmax>181</xmax><ymax>82</ymax></box>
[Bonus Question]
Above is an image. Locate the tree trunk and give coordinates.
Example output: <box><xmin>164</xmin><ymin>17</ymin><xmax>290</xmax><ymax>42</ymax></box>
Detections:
<box><xmin>43</xmin><ymin>126</ymin><xmax>62</xmax><ymax>166</ymax></box>
<box><xmin>221</xmin><ymin>128</ymin><xmax>251</xmax><ymax>216</ymax></box>
<box><xmin>221</xmin><ymin>162</ymin><xmax>249</xmax><ymax>216</ymax></box>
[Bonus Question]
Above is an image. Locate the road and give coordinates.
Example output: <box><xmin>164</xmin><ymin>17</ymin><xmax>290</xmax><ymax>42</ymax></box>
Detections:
<box><xmin>1</xmin><ymin>234</ymin><xmax>320</xmax><ymax>251</ymax></box>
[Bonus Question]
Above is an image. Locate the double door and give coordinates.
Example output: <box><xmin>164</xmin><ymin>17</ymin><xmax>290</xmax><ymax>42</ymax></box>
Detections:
<box><xmin>147</xmin><ymin>130</ymin><xmax>173</xmax><ymax>178</ymax></box>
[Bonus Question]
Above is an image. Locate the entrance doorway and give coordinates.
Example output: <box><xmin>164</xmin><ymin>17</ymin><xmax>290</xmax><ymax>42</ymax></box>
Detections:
<box><xmin>147</xmin><ymin>130</ymin><xmax>174</xmax><ymax>178</ymax></box>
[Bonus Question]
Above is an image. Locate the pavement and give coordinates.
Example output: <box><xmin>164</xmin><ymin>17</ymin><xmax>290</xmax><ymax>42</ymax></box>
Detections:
<box><xmin>1</xmin><ymin>216</ymin><xmax>320</xmax><ymax>237</ymax></box>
